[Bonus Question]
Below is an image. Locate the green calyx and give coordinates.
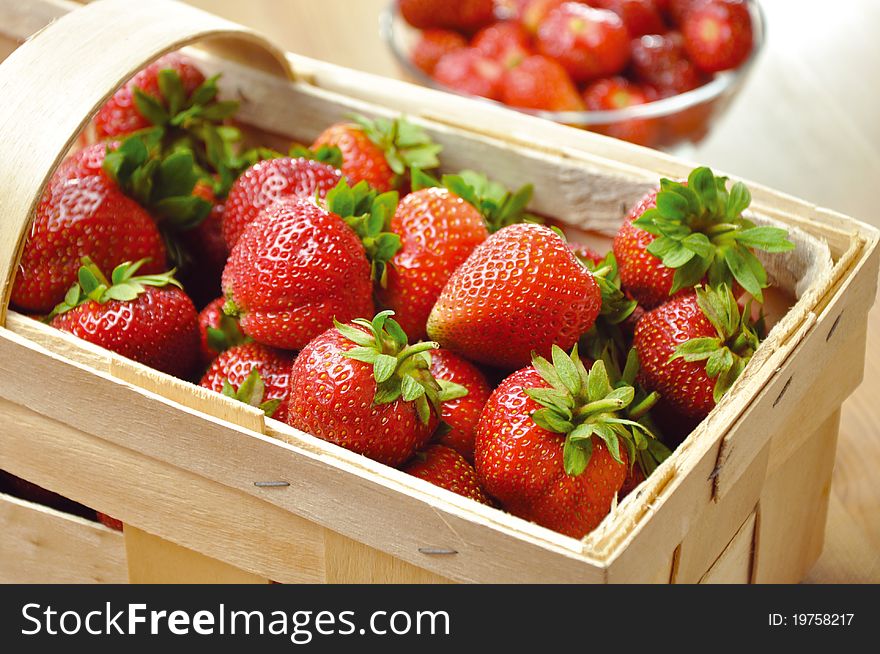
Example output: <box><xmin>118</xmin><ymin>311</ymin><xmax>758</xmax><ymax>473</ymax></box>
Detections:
<box><xmin>48</xmin><ymin>257</ymin><xmax>181</xmax><ymax>319</ymax></box>
<box><xmin>206</xmin><ymin>313</ymin><xmax>248</xmax><ymax>354</ymax></box>
<box><xmin>671</xmin><ymin>284</ymin><xmax>761</xmax><ymax>403</ymax></box>
<box><xmin>221</xmin><ymin>367</ymin><xmax>281</xmax><ymax>418</ymax></box>
<box><xmin>133</xmin><ymin>69</ymin><xmax>240</xmax><ymax>184</ymax></box>
<box><xmin>579</xmin><ymin>251</ymin><xmax>638</xmax><ymax>363</ymax></box>
<box><xmin>603</xmin><ymin>347</ymin><xmax>671</xmax><ymax>479</ymax></box>
<box><xmin>103</xmin><ymin>131</ymin><xmax>212</xmax><ymax>230</ymax></box>
<box><xmin>289</xmin><ymin>144</ymin><xmax>344</xmax><ymax>169</ymax></box>
<box><xmin>336</xmin><ymin>310</ymin><xmax>443</xmax><ymax>425</ymax></box>
<box><xmin>352</xmin><ymin>114</ymin><xmax>442</xmax><ymax>177</ymax></box>
<box><xmin>411</xmin><ymin>167</ymin><xmax>542</xmax><ymax>233</ymax></box>
<box><xmin>632</xmin><ymin>167</ymin><xmax>795</xmax><ymax>302</ymax></box>
<box><xmin>325</xmin><ymin>179</ymin><xmax>401</xmax><ymax>287</ymax></box>
<box><xmin>526</xmin><ymin>345</ymin><xmax>658</xmax><ymax>477</ymax></box>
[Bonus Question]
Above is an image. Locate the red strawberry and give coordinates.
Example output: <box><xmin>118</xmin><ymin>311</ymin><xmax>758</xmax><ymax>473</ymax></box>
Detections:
<box><xmin>11</xmin><ymin>153</ymin><xmax>166</xmax><ymax>313</ymax></box>
<box><xmin>613</xmin><ymin>167</ymin><xmax>793</xmax><ymax>308</ymax></box>
<box><xmin>311</xmin><ymin>116</ymin><xmax>441</xmax><ymax>193</ymax></box>
<box><xmin>631</xmin><ymin>32</ymin><xmax>704</xmax><ymax>95</ymax></box>
<box><xmin>568</xmin><ymin>242</ymin><xmax>605</xmax><ymax>266</ymax></box>
<box><xmin>429</xmin><ymin>349</ymin><xmax>493</xmax><ymax>461</ymax></box>
<box><xmin>200</xmin><ymin>342</ymin><xmax>295</xmax><ymax>422</ymax></box>
<box><xmin>94</xmin><ymin>53</ymin><xmax>205</xmax><ymax>140</ymax></box>
<box><xmin>519</xmin><ymin>0</ymin><xmax>567</xmax><ymax>34</ymax></box>
<box><xmin>667</xmin><ymin>0</ymin><xmax>700</xmax><ymax>24</ymax></box>
<box><xmin>221</xmin><ymin>157</ymin><xmax>342</xmax><ymax>249</ymax></box>
<box><xmin>376</xmin><ymin>187</ymin><xmax>488</xmax><ymax>340</ymax></box>
<box><xmin>286</xmin><ymin>311</ymin><xmax>442</xmax><ymax>466</ymax></box>
<box><xmin>180</xmin><ymin>182</ymin><xmax>230</xmax><ymax>307</ymax></box>
<box><xmin>681</xmin><ymin>0</ymin><xmax>753</xmax><ymax>73</ymax></box>
<box><xmin>403</xmin><ymin>445</ymin><xmax>492</xmax><ymax>504</ymax></box>
<box><xmin>619</xmin><ymin>463</ymin><xmax>646</xmax><ymax>498</ymax></box>
<box><xmin>411</xmin><ymin>30</ymin><xmax>468</xmax><ymax>76</ymax></box>
<box><xmin>399</xmin><ymin>0</ymin><xmax>495</xmax><ymax>32</ymax></box>
<box><xmin>198</xmin><ymin>297</ymin><xmax>247</xmax><ymax>366</ymax></box>
<box><xmin>475</xmin><ymin>349</ymin><xmax>657</xmax><ymax>537</ymax></box>
<box><xmin>472</xmin><ymin>20</ymin><xmax>532</xmax><ymax>67</ymax></box>
<box><xmin>97</xmin><ymin>514</ymin><xmax>124</xmax><ymax>531</ymax></box>
<box><xmin>434</xmin><ymin>48</ymin><xmax>505</xmax><ymax>101</ymax></box>
<box><xmin>536</xmin><ymin>4</ymin><xmax>630</xmax><ymax>83</ymax></box>
<box><xmin>501</xmin><ymin>55</ymin><xmax>585</xmax><ymax>111</ymax></box>
<box><xmin>222</xmin><ymin>195</ymin><xmax>376</xmax><ymax>351</ymax></box>
<box><xmin>613</xmin><ymin>190</ymin><xmax>675</xmax><ymax>308</ymax></box>
<box><xmin>427</xmin><ymin>223</ymin><xmax>601</xmax><ymax>369</ymax></box>
<box><xmin>50</xmin><ymin>260</ymin><xmax>198</xmax><ymax>379</ymax></box>
<box><xmin>582</xmin><ymin>76</ymin><xmax>659</xmax><ymax>146</ymax></box>
<box><xmin>634</xmin><ymin>284</ymin><xmax>759</xmax><ymax>419</ymax></box>
<box><xmin>592</xmin><ymin>0</ymin><xmax>667</xmax><ymax>37</ymax></box>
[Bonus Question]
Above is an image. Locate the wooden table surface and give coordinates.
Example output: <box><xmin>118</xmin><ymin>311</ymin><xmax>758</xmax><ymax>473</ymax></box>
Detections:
<box><xmin>186</xmin><ymin>0</ymin><xmax>880</xmax><ymax>583</ymax></box>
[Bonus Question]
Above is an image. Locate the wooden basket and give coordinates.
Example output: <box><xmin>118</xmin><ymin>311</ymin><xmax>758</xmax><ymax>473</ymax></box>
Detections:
<box><xmin>0</xmin><ymin>0</ymin><xmax>877</xmax><ymax>584</ymax></box>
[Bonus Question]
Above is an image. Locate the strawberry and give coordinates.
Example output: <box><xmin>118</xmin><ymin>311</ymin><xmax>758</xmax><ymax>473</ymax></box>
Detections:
<box><xmin>399</xmin><ymin>0</ymin><xmax>495</xmax><ymax>33</ymax></box>
<box><xmin>427</xmin><ymin>223</ymin><xmax>601</xmax><ymax>369</ymax></box>
<box><xmin>577</xmin><ymin>250</ymin><xmax>638</xmax><ymax>363</ymax></box>
<box><xmin>198</xmin><ymin>297</ymin><xmax>247</xmax><ymax>366</ymax></box>
<box><xmin>49</xmin><ymin>259</ymin><xmax>198</xmax><ymax>379</ymax></box>
<box><xmin>582</xmin><ymin>76</ymin><xmax>659</xmax><ymax>146</ymax></box>
<box><xmin>311</xmin><ymin>116</ymin><xmax>441</xmax><ymax>193</ymax></box>
<box><xmin>221</xmin><ymin>157</ymin><xmax>342</xmax><ymax>249</ymax></box>
<box><xmin>411</xmin><ymin>30</ymin><xmax>468</xmax><ymax>76</ymax></box>
<box><xmin>97</xmin><ymin>513</ymin><xmax>124</xmax><ymax>531</ymax></box>
<box><xmin>403</xmin><ymin>445</ymin><xmax>492</xmax><ymax>504</ymax></box>
<box><xmin>682</xmin><ymin>0</ymin><xmax>753</xmax><ymax>73</ymax></box>
<box><xmin>11</xmin><ymin>148</ymin><xmax>167</xmax><ymax>314</ymax></box>
<box><xmin>93</xmin><ymin>54</ymin><xmax>241</xmax><ymax>179</ymax></box>
<box><xmin>472</xmin><ymin>20</ymin><xmax>532</xmax><ymax>67</ymax></box>
<box><xmin>667</xmin><ymin>0</ymin><xmax>700</xmax><ymax>24</ymax></box>
<box><xmin>634</xmin><ymin>284</ymin><xmax>759</xmax><ymax>419</ymax></box>
<box><xmin>286</xmin><ymin>311</ymin><xmax>442</xmax><ymax>466</ymax></box>
<box><xmin>501</xmin><ymin>55</ymin><xmax>585</xmax><ymax>111</ymax></box>
<box><xmin>434</xmin><ymin>49</ymin><xmax>505</xmax><ymax>101</ymax></box>
<box><xmin>631</xmin><ymin>32</ymin><xmax>704</xmax><ymax>95</ymax></box>
<box><xmin>376</xmin><ymin>186</ymin><xmax>487</xmax><ymax>340</ymax></box>
<box><xmin>536</xmin><ymin>4</ymin><xmax>630</xmax><ymax>83</ymax></box>
<box><xmin>568</xmin><ymin>242</ymin><xmax>605</xmax><ymax>266</ymax></box>
<box><xmin>519</xmin><ymin>0</ymin><xmax>567</xmax><ymax>34</ymax></box>
<box><xmin>200</xmin><ymin>342</ymin><xmax>295</xmax><ymax>421</ymax></box>
<box><xmin>222</xmin><ymin>181</ymin><xmax>401</xmax><ymax>350</ymax></box>
<box><xmin>592</xmin><ymin>0</ymin><xmax>667</xmax><ymax>37</ymax></box>
<box><xmin>94</xmin><ymin>53</ymin><xmax>206</xmax><ymax>140</ymax></box>
<box><xmin>475</xmin><ymin>348</ymin><xmax>658</xmax><ymax>537</ymax></box>
<box><xmin>178</xmin><ymin>181</ymin><xmax>230</xmax><ymax>308</ymax></box>
<box><xmin>429</xmin><ymin>348</ymin><xmax>493</xmax><ymax>461</ymax></box>
<box><xmin>612</xmin><ymin>167</ymin><xmax>793</xmax><ymax>308</ymax></box>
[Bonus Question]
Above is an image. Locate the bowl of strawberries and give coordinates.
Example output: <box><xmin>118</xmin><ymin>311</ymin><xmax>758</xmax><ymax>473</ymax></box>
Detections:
<box><xmin>382</xmin><ymin>0</ymin><xmax>764</xmax><ymax>149</ymax></box>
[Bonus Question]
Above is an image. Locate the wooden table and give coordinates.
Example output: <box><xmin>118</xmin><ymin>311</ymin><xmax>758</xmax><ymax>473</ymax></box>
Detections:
<box><xmin>189</xmin><ymin>0</ymin><xmax>880</xmax><ymax>582</ymax></box>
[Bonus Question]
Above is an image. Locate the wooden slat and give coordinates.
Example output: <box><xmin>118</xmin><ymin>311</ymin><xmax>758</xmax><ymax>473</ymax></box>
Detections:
<box><xmin>0</xmin><ymin>396</ymin><xmax>328</xmax><ymax>584</ymax></box>
<box><xmin>323</xmin><ymin>530</ymin><xmax>452</xmax><ymax>584</ymax></box>
<box><xmin>699</xmin><ymin>511</ymin><xmax>757</xmax><ymax>584</ymax></box>
<box><xmin>0</xmin><ymin>492</ymin><xmax>127</xmax><ymax>583</ymax></box>
<box><xmin>125</xmin><ymin>526</ymin><xmax>269</xmax><ymax>584</ymax></box>
<box><xmin>753</xmin><ymin>410</ymin><xmax>841</xmax><ymax>583</ymax></box>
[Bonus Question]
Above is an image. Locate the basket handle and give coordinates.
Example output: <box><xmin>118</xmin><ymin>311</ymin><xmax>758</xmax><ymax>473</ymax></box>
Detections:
<box><xmin>0</xmin><ymin>0</ymin><xmax>293</xmax><ymax>325</ymax></box>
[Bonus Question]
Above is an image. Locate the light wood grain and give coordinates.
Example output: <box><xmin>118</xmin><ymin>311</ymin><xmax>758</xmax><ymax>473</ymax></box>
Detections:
<box><xmin>183</xmin><ymin>0</ymin><xmax>880</xmax><ymax>584</ymax></box>
<box><xmin>125</xmin><ymin>526</ymin><xmax>270</xmax><ymax>584</ymax></box>
<box><xmin>0</xmin><ymin>492</ymin><xmax>127</xmax><ymax>584</ymax></box>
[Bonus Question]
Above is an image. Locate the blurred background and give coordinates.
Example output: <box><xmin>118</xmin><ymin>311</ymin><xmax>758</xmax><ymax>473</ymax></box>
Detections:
<box><xmin>185</xmin><ymin>0</ymin><xmax>880</xmax><ymax>227</ymax></box>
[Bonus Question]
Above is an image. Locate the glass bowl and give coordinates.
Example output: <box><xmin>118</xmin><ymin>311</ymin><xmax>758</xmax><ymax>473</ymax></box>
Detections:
<box><xmin>380</xmin><ymin>1</ymin><xmax>766</xmax><ymax>151</ymax></box>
